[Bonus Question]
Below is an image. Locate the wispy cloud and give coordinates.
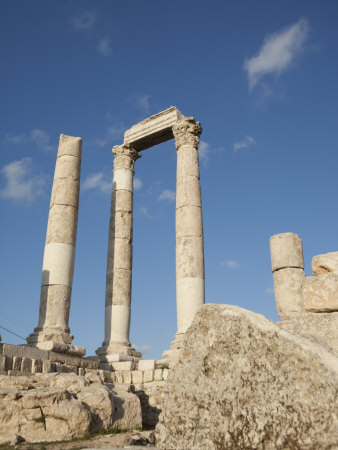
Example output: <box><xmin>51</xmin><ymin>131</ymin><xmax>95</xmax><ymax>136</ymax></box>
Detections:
<box><xmin>221</xmin><ymin>260</ymin><xmax>240</xmax><ymax>269</ymax></box>
<box><xmin>71</xmin><ymin>10</ymin><xmax>95</xmax><ymax>30</ymax></box>
<box><xmin>82</xmin><ymin>172</ymin><xmax>112</xmax><ymax>194</ymax></box>
<box><xmin>233</xmin><ymin>136</ymin><xmax>256</xmax><ymax>153</ymax></box>
<box><xmin>265</xmin><ymin>287</ymin><xmax>275</xmax><ymax>296</ymax></box>
<box><xmin>97</xmin><ymin>36</ymin><xmax>112</xmax><ymax>56</ymax></box>
<box><xmin>0</xmin><ymin>158</ymin><xmax>47</xmax><ymax>204</ymax></box>
<box><xmin>244</xmin><ymin>18</ymin><xmax>309</xmax><ymax>90</ymax></box>
<box><xmin>199</xmin><ymin>140</ymin><xmax>210</xmax><ymax>165</ymax></box>
<box><xmin>134</xmin><ymin>344</ymin><xmax>151</xmax><ymax>354</ymax></box>
<box><xmin>158</xmin><ymin>189</ymin><xmax>175</xmax><ymax>203</ymax></box>
<box><xmin>128</xmin><ymin>94</ymin><xmax>151</xmax><ymax>113</ymax></box>
<box><xmin>5</xmin><ymin>129</ymin><xmax>53</xmax><ymax>152</ymax></box>
<box><xmin>139</xmin><ymin>207</ymin><xmax>152</xmax><ymax>218</ymax></box>
<box><xmin>133</xmin><ymin>177</ymin><xmax>143</xmax><ymax>191</ymax></box>
<box><xmin>94</xmin><ymin>123</ymin><xmax>125</xmax><ymax>148</ymax></box>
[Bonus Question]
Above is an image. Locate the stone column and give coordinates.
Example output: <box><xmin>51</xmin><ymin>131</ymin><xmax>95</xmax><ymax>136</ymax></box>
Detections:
<box><xmin>270</xmin><ymin>232</ymin><xmax>305</xmax><ymax>320</ymax></box>
<box><xmin>164</xmin><ymin>117</ymin><xmax>205</xmax><ymax>360</ymax></box>
<box><xmin>96</xmin><ymin>144</ymin><xmax>141</xmax><ymax>362</ymax></box>
<box><xmin>27</xmin><ymin>134</ymin><xmax>85</xmax><ymax>355</ymax></box>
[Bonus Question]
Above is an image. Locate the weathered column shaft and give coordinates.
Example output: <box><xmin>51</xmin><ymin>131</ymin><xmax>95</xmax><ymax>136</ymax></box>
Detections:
<box><xmin>270</xmin><ymin>232</ymin><xmax>305</xmax><ymax>320</ymax></box>
<box><xmin>173</xmin><ymin>117</ymin><xmax>205</xmax><ymax>334</ymax></box>
<box><xmin>27</xmin><ymin>134</ymin><xmax>83</xmax><ymax>353</ymax></box>
<box><xmin>97</xmin><ymin>144</ymin><xmax>141</xmax><ymax>360</ymax></box>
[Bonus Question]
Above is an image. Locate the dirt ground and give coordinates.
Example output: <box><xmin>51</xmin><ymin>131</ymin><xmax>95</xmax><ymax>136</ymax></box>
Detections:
<box><xmin>2</xmin><ymin>430</ymin><xmax>157</xmax><ymax>450</ymax></box>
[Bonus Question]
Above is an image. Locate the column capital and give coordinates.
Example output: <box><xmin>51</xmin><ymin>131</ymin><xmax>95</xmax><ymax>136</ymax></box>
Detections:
<box><xmin>112</xmin><ymin>144</ymin><xmax>141</xmax><ymax>170</ymax></box>
<box><xmin>172</xmin><ymin>117</ymin><xmax>202</xmax><ymax>150</ymax></box>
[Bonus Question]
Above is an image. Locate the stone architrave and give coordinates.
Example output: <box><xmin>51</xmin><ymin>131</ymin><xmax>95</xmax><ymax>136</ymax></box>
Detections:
<box><xmin>96</xmin><ymin>144</ymin><xmax>141</xmax><ymax>362</ymax></box>
<box><xmin>163</xmin><ymin>117</ymin><xmax>205</xmax><ymax>362</ymax></box>
<box><xmin>27</xmin><ymin>134</ymin><xmax>85</xmax><ymax>356</ymax></box>
<box><xmin>269</xmin><ymin>232</ymin><xmax>305</xmax><ymax>320</ymax></box>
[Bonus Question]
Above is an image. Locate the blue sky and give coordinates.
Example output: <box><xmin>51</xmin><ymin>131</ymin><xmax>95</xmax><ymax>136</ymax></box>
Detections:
<box><xmin>1</xmin><ymin>1</ymin><xmax>337</xmax><ymax>359</ymax></box>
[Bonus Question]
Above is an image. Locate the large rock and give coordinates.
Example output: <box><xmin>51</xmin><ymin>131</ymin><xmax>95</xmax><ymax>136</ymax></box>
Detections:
<box><xmin>156</xmin><ymin>304</ymin><xmax>338</xmax><ymax>450</ymax></box>
<box><xmin>312</xmin><ymin>251</ymin><xmax>338</xmax><ymax>275</ymax></box>
<box><xmin>0</xmin><ymin>373</ymin><xmax>141</xmax><ymax>444</ymax></box>
<box><xmin>278</xmin><ymin>312</ymin><xmax>338</xmax><ymax>357</ymax></box>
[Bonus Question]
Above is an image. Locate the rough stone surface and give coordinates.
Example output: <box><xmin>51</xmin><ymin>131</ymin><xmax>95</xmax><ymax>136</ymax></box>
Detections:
<box><xmin>156</xmin><ymin>304</ymin><xmax>338</xmax><ymax>450</ymax></box>
<box><xmin>0</xmin><ymin>373</ymin><xmax>142</xmax><ymax>444</ymax></box>
<box><xmin>270</xmin><ymin>232</ymin><xmax>304</xmax><ymax>271</ymax></box>
<box><xmin>312</xmin><ymin>251</ymin><xmax>338</xmax><ymax>275</ymax></box>
<box><xmin>272</xmin><ymin>267</ymin><xmax>305</xmax><ymax>319</ymax></box>
<box><xmin>278</xmin><ymin>312</ymin><xmax>338</xmax><ymax>357</ymax></box>
<box><xmin>303</xmin><ymin>273</ymin><xmax>338</xmax><ymax>312</ymax></box>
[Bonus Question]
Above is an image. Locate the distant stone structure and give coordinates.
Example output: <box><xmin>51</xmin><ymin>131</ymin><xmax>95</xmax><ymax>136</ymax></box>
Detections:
<box><xmin>96</xmin><ymin>107</ymin><xmax>205</xmax><ymax>366</ymax></box>
<box><xmin>270</xmin><ymin>232</ymin><xmax>338</xmax><ymax>319</ymax></box>
<box><xmin>27</xmin><ymin>134</ymin><xmax>85</xmax><ymax>356</ymax></box>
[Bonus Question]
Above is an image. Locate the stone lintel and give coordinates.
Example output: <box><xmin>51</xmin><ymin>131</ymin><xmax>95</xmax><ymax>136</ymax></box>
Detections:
<box><xmin>123</xmin><ymin>106</ymin><xmax>184</xmax><ymax>151</ymax></box>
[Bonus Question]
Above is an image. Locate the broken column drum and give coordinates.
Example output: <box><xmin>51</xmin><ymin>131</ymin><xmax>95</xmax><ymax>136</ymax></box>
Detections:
<box><xmin>173</xmin><ymin>117</ymin><xmax>205</xmax><ymax>337</ymax></box>
<box><xmin>27</xmin><ymin>134</ymin><xmax>84</xmax><ymax>354</ymax></box>
<box><xmin>96</xmin><ymin>144</ymin><xmax>141</xmax><ymax>360</ymax></box>
<box><xmin>270</xmin><ymin>232</ymin><xmax>305</xmax><ymax>320</ymax></box>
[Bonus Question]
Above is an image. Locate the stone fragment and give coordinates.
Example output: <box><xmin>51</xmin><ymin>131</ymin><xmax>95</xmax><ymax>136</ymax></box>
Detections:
<box><xmin>156</xmin><ymin>304</ymin><xmax>338</xmax><ymax>450</ymax></box>
<box><xmin>273</xmin><ymin>267</ymin><xmax>305</xmax><ymax>320</ymax></box>
<box><xmin>112</xmin><ymin>388</ymin><xmax>142</xmax><ymax>430</ymax></box>
<box><xmin>312</xmin><ymin>251</ymin><xmax>338</xmax><ymax>275</ymax></box>
<box><xmin>303</xmin><ymin>273</ymin><xmax>338</xmax><ymax>312</ymax></box>
<box><xmin>138</xmin><ymin>359</ymin><xmax>155</xmax><ymax>371</ymax></box>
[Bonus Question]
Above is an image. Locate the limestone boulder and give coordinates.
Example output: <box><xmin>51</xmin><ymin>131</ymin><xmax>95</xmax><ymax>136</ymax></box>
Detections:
<box><xmin>156</xmin><ymin>304</ymin><xmax>338</xmax><ymax>450</ymax></box>
<box><xmin>113</xmin><ymin>387</ymin><xmax>143</xmax><ymax>430</ymax></box>
<box><xmin>278</xmin><ymin>312</ymin><xmax>338</xmax><ymax>357</ymax></box>
<box><xmin>312</xmin><ymin>251</ymin><xmax>338</xmax><ymax>275</ymax></box>
<box><xmin>303</xmin><ymin>273</ymin><xmax>338</xmax><ymax>312</ymax></box>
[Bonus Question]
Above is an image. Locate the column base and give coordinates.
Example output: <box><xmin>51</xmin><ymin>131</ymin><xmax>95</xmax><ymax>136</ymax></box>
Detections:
<box><xmin>96</xmin><ymin>342</ymin><xmax>142</xmax><ymax>363</ymax></box>
<box><xmin>26</xmin><ymin>327</ymin><xmax>85</xmax><ymax>356</ymax></box>
<box><xmin>162</xmin><ymin>332</ymin><xmax>185</xmax><ymax>368</ymax></box>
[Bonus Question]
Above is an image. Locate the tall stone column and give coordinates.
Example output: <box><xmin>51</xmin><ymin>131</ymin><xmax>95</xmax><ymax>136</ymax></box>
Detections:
<box><xmin>270</xmin><ymin>232</ymin><xmax>305</xmax><ymax>320</ymax></box>
<box><xmin>164</xmin><ymin>117</ymin><xmax>205</xmax><ymax>362</ymax></box>
<box><xmin>96</xmin><ymin>144</ymin><xmax>141</xmax><ymax>362</ymax></box>
<box><xmin>27</xmin><ymin>134</ymin><xmax>85</xmax><ymax>356</ymax></box>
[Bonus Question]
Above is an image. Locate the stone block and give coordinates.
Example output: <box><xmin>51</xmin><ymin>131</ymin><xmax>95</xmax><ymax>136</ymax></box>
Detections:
<box><xmin>99</xmin><ymin>363</ymin><xmax>111</xmax><ymax>371</ymax></box>
<box><xmin>138</xmin><ymin>360</ymin><xmax>155</xmax><ymax>371</ymax></box>
<box><xmin>312</xmin><ymin>252</ymin><xmax>338</xmax><ymax>276</ymax></box>
<box><xmin>176</xmin><ymin>175</ymin><xmax>201</xmax><ymax>209</ymax></box>
<box><xmin>162</xmin><ymin>369</ymin><xmax>169</xmax><ymax>380</ymax></box>
<box><xmin>105</xmin><ymin>269</ymin><xmax>132</xmax><ymax>306</ymax></box>
<box><xmin>42</xmin><ymin>360</ymin><xmax>56</xmax><ymax>373</ymax></box>
<box><xmin>35</xmin><ymin>291</ymin><xmax>72</xmax><ymax>330</ymax></box>
<box><xmin>109</xmin><ymin>211</ymin><xmax>133</xmax><ymax>241</ymax></box>
<box><xmin>122</xmin><ymin>370</ymin><xmax>132</xmax><ymax>384</ymax></box>
<box><xmin>41</xmin><ymin>242</ymin><xmax>75</xmax><ymax>287</ymax></box>
<box><xmin>270</xmin><ymin>233</ymin><xmax>304</xmax><ymax>272</ymax></box>
<box><xmin>12</xmin><ymin>356</ymin><xmax>22</xmax><ymax>371</ymax></box>
<box><xmin>80</xmin><ymin>358</ymin><xmax>100</xmax><ymax>369</ymax></box>
<box><xmin>132</xmin><ymin>370</ymin><xmax>143</xmax><ymax>385</ymax></box>
<box><xmin>143</xmin><ymin>370</ymin><xmax>154</xmax><ymax>383</ymax></box>
<box><xmin>54</xmin><ymin>154</ymin><xmax>81</xmax><ymax>181</ymax></box>
<box><xmin>1</xmin><ymin>343</ymin><xmax>49</xmax><ymax>360</ymax></box>
<box><xmin>111</xmin><ymin>361</ymin><xmax>136</xmax><ymax>371</ymax></box>
<box><xmin>46</xmin><ymin>205</ymin><xmax>78</xmax><ymax>245</ymax></box>
<box><xmin>50</xmin><ymin>178</ymin><xmax>80</xmax><ymax>208</ymax></box>
<box><xmin>112</xmin><ymin>189</ymin><xmax>133</xmax><ymax>213</ymax></box>
<box><xmin>303</xmin><ymin>274</ymin><xmax>338</xmax><ymax>312</ymax></box>
<box><xmin>176</xmin><ymin>143</ymin><xmax>200</xmax><ymax>178</ymax></box>
<box><xmin>21</xmin><ymin>357</ymin><xmax>33</xmax><ymax>373</ymax></box>
<box><xmin>176</xmin><ymin>206</ymin><xmax>203</xmax><ymax>238</ymax></box>
<box><xmin>124</xmin><ymin>106</ymin><xmax>183</xmax><ymax>151</ymax></box>
<box><xmin>48</xmin><ymin>351</ymin><xmax>81</xmax><ymax>367</ymax></box>
<box><xmin>106</xmin><ymin>238</ymin><xmax>132</xmax><ymax>271</ymax></box>
<box><xmin>115</xmin><ymin>371</ymin><xmax>124</xmax><ymax>384</ymax></box>
<box><xmin>154</xmin><ymin>369</ymin><xmax>163</xmax><ymax>381</ymax></box>
<box><xmin>78</xmin><ymin>368</ymin><xmax>85</xmax><ymax>376</ymax></box>
<box><xmin>176</xmin><ymin>236</ymin><xmax>204</xmax><ymax>278</ymax></box>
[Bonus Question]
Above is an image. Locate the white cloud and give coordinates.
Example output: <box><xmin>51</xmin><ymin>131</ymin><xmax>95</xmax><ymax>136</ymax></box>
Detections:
<box><xmin>233</xmin><ymin>135</ymin><xmax>256</xmax><ymax>153</ymax></box>
<box><xmin>139</xmin><ymin>207</ymin><xmax>151</xmax><ymax>218</ymax></box>
<box><xmin>133</xmin><ymin>177</ymin><xmax>142</xmax><ymax>190</ymax></box>
<box><xmin>71</xmin><ymin>11</ymin><xmax>95</xmax><ymax>30</ymax></box>
<box><xmin>158</xmin><ymin>189</ymin><xmax>175</xmax><ymax>203</ymax></box>
<box><xmin>221</xmin><ymin>260</ymin><xmax>240</xmax><ymax>269</ymax></box>
<box><xmin>82</xmin><ymin>172</ymin><xmax>112</xmax><ymax>194</ymax></box>
<box><xmin>134</xmin><ymin>344</ymin><xmax>151</xmax><ymax>354</ymax></box>
<box><xmin>199</xmin><ymin>140</ymin><xmax>209</xmax><ymax>165</ymax></box>
<box><xmin>94</xmin><ymin>123</ymin><xmax>125</xmax><ymax>147</ymax></box>
<box><xmin>265</xmin><ymin>287</ymin><xmax>275</xmax><ymax>296</ymax></box>
<box><xmin>0</xmin><ymin>158</ymin><xmax>47</xmax><ymax>204</ymax></box>
<box><xmin>244</xmin><ymin>18</ymin><xmax>309</xmax><ymax>90</ymax></box>
<box><xmin>129</xmin><ymin>94</ymin><xmax>151</xmax><ymax>113</ymax></box>
<box><xmin>97</xmin><ymin>36</ymin><xmax>112</xmax><ymax>56</ymax></box>
<box><xmin>5</xmin><ymin>129</ymin><xmax>53</xmax><ymax>152</ymax></box>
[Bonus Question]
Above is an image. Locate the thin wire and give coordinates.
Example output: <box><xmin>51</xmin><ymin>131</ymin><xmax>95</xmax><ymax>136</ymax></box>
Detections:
<box><xmin>0</xmin><ymin>324</ymin><xmax>26</xmax><ymax>341</ymax></box>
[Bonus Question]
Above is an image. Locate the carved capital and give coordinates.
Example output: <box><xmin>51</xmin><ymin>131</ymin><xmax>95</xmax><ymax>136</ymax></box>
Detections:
<box><xmin>112</xmin><ymin>144</ymin><xmax>141</xmax><ymax>170</ymax></box>
<box><xmin>172</xmin><ymin>117</ymin><xmax>202</xmax><ymax>150</ymax></box>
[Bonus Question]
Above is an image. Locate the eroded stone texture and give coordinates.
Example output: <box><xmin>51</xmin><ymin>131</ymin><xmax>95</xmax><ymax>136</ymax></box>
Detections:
<box><xmin>303</xmin><ymin>273</ymin><xmax>338</xmax><ymax>312</ymax></box>
<box><xmin>312</xmin><ymin>251</ymin><xmax>338</xmax><ymax>275</ymax></box>
<box><xmin>27</xmin><ymin>134</ymin><xmax>84</xmax><ymax>354</ymax></box>
<box><xmin>96</xmin><ymin>144</ymin><xmax>141</xmax><ymax>361</ymax></box>
<box><xmin>156</xmin><ymin>304</ymin><xmax>338</xmax><ymax>450</ymax></box>
<box><xmin>270</xmin><ymin>233</ymin><xmax>305</xmax><ymax>320</ymax></box>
